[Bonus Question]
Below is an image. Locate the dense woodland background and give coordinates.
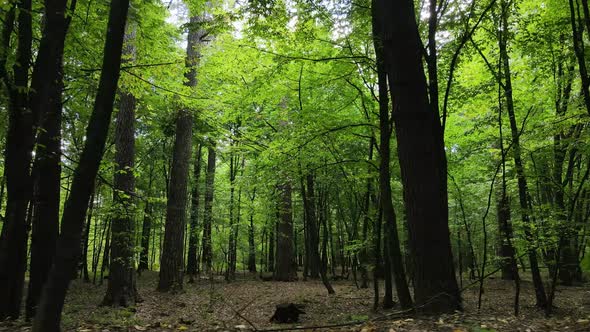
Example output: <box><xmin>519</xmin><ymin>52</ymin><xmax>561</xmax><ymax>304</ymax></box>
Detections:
<box><xmin>0</xmin><ymin>0</ymin><xmax>589</xmax><ymax>330</ymax></box>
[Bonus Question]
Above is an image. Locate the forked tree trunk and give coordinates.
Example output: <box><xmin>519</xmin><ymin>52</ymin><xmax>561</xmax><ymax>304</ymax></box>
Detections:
<box><xmin>374</xmin><ymin>0</ymin><xmax>461</xmax><ymax>313</ymax></box>
<box><xmin>32</xmin><ymin>0</ymin><xmax>130</xmax><ymax>329</ymax></box>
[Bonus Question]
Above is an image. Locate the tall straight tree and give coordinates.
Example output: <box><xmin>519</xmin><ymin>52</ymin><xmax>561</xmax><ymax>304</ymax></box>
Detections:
<box><xmin>102</xmin><ymin>23</ymin><xmax>139</xmax><ymax>306</ymax></box>
<box><xmin>187</xmin><ymin>144</ymin><xmax>203</xmax><ymax>282</ymax></box>
<box><xmin>373</xmin><ymin>0</ymin><xmax>461</xmax><ymax>313</ymax></box>
<box><xmin>32</xmin><ymin>0</ymin><xmax>130</xmax><ymax>329</ymax></box>
<box><xmin>157</xmin><ymin>12</ymin><xmax>203</xmax><ymax>292</ymax></box>
<box><xmin>201</xmin><ymin>144</ymin><xmax>217</xmax><ymax>273</ymax></box>
<box><xmin>274</xmin><ymin>182</ymin><xmax>297</xmax><ymax>281</ymax></box>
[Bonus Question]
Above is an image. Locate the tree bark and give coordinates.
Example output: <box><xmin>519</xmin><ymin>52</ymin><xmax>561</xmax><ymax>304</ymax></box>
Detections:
<box><xmin>32</xmin><ymin>0</ymin><xmax>130</xmax><ymax>329</ymax></box>
<box><xmin>0</xmin><ymin>0</ymin><xmax>33</xmax><ymax>320</ymax></box>
<box><xmin>201</xmin><ymin>145</ymin><xmax>216</xmax><ymax>273</ymax></box>
<box><xmin>138</xmin><ymin>165</ymin><xmax>154</xmax><ymax>273</ymax></box>
<box><xmin>102</xmin><ymin>23</ymin><xmax>138</xmax><ymax>306</ymax></box>
<box><xmin>498</xmin><ymin>0</ymin><xmax>547</xmax><ymax>308</ymax></box>
<box><xmin>187</xmin><ymin>145</ymin><xmax>202</xmax><ymax>282</ymax></box>
<box><xmin>274</xmin><ymin>183</ymin><xmax>296</xmax><ymax>281</ymax></box>
<box><xmin>157</xmin><ymin>13</ymin><xmax>202</xmax><ymax>292</ymax></box>
<box><xmin>373</xmin><ymin>0</ymin><xmax>461</xmax><ymax>313</ymax></box>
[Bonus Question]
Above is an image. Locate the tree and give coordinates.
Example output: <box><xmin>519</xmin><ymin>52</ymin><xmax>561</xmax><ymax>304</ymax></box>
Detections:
<box><xmin>187</xmin><ymin>144</ymin><xmax>203</xmax><ymax>282</ymax></box>
<box><xmin>32</xmin><ymin>0</ymin><xmax>130</xmax><ymax>329</ymax></box>
<box><xmin>373</xmin><ymin>0</ymin><xmax>461</xmax><ymax>313</ymax></box>
<box><xmin>274</xmin><ymin>182</ymin><xmax>297</xmax><ymax>281</ymax></box>
<box><xmin>102</xmin><ymin>23</ymin><xmax>139</xmax><ymax>307</ymax></box>
<box><xmin>201</xmin><ymin>144</ymin><xmax>217</xmax><ymax>273</ymax></box>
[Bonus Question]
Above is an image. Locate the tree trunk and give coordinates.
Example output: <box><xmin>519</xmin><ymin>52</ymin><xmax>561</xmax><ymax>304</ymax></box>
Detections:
<box><xmin>373</xmin><ymin>0</ymin><xmax>461</xmax><ymax>313</ymax></box>
<box><xmin>201</xmin><ymin>145</ymin><xmax>216</xmax><ymax>273</ymax></box>
<box><xmin>0</xmin><ymin>0</ymin><xmax>33</xmax><ymax>320</ymax></box>
<box><xmin>304</xmin><ymin>174</ymin><xmax>321</xmax><ymax>278</ymax></box>
<box><xmin>158</xmin><ymin>108</ymin><xmax>192</xmax><ymax>292</ymax></box>
<box><xmin>102</xmin><ymin>24</ymin><xmax>138</xmax><ymax>306</ymax></box>
<box><xmin>274</xmin><ymin>183</ymin><xmax>296</xmax><ymax>281</ymax></box>
<box><xmin>247</xmin><ymin>190</ymin><xmax>257</xmax><ymax>273</ymax></box>
<box><xmin>157</xmin><ymin>12</ymin><xmax>203</xmax><ymax>292</ymax></box>
<box><xmin>187</xmin><ymin>145</ymin><xmax>202</xmax><ymax>282</ymax></box>
<box><xmin>32</xmin><ymin>0</ymin><xmax>130</xmax><ymax>329</ymax></box>
<box><xmin>498</xmin><ymin>0</ymin><xmax>547</xmax><ymax>308</ymax></box>
<box><xmin>26</xmin><ymin>12</ymin><xmax>68</xmax><ymax>315</ymax></box>
<box><xmin>138</xmin><ymin>165</ymin><xmax>154</xmax><ymax>273</ymax></box>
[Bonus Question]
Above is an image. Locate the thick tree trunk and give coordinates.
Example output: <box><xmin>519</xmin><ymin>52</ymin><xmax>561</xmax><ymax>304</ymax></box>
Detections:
<box><xmin>374</xmin><ymin>0</ymin><xmax>461</xmax><ymax>313</ymax></box>
<box><xmin>32</xmin><ymin>0</ymin><xmax>130</xmax><ymax>329</ymax></box>
<box><xmin>274</xmin><ymin>183</ymin><xmax>296</xmax><ymax>281</ymax></box>
<box><xmin>201</xmin><ymin>145</ymin><xmax>216</xmax><ymax>273</ymax></box>
<box><xmin>158</xmin><ymin>109</ymin><xmax>192</xmax><ymax>292</ymax></box>
<box><xmin>102</xmin><ymin>24</ymin><xmax>138</xmax><ymax>306</ymax></box>
<box><xmin>187</xmin><ymin>145</ymin><xmax>202</xmax><ymax>282</ymax></box>
<box><xmin>157</xmin><ymin>13</ymin><xmax>202</xmax><ymax>292</ymax></box>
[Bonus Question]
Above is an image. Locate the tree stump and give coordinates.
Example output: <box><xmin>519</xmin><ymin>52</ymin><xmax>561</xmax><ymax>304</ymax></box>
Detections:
<box><xmin>270</xmin><ymin>303</ymin><xmax>305</xmax><ymax>323</ymax></box>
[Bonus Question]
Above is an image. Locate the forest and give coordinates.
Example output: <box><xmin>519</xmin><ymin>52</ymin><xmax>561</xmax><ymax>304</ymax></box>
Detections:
<box><xmin>0</xmin><ymin>0</ymin><xmax>589</xmax><ymax>330</ymax></box>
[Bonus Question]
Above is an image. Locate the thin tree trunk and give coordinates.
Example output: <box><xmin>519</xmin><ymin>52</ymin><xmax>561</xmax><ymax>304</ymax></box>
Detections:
<box><xmin>201</xmin><ymin>145</ymin><xmax>216</xmax><ymax>273</ymax></box>
<box><xmin>498</xmin><ymin>0</ymin><xmax>547</xmax><ymax>308</ymax></box>
<box><xmin>138</xmin><ymin>165</ymin><xmax>154</xmax><ymax>273</ymax></box>
<box><xmin>187</xmin><ymin>145</ymin><xmax>202</xmax><ymax>282</ymax></box>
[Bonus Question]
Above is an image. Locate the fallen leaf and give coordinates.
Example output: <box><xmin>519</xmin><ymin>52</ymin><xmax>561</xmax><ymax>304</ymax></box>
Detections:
<box><xmin>134</xmin><ymin>325</ymin><xmax>147</xmax><ymax>331</ymax></box>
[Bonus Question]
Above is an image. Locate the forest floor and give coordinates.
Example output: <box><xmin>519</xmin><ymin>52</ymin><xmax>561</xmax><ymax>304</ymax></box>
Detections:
<box><xmin>1</xmin><ymin>271</ymin><xmax>590</xmax><ymax>332</ymax></box>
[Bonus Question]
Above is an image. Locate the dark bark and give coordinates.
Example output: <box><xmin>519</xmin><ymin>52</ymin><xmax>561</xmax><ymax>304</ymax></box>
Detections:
<box><xmin>569</xmin><ymin>0</ymin><xmax>590</xmax><ymax>116</ymax></box>
<box><xmin>102</xmin><ymin>24</ymin><xmax>138</xmax><ymax>306</ymax></box>
<box><xmin>374</xmin><ymin>14</ymin><xmax>413</xmax><ymax>308</ymax></box>
<box><xmin>201</xmin><ymin>145</ymin><xmax>216</xmax><ymax>273</ymax></box>
<box><xmin>138</xmin><ymin>165</ymin><xmax>154</xmax><ymax>273</ymax></box>
<box><xmin>248</xmin><ymin>190</ymin><xmax>257</xmax><ymax>273</ymax></box>
<box><xmin>226</xmin><ymin>150</ymin><xmax>239</xmax><ymax>281</ymax></box>
<box><xmin>373</xmin><ymin>0</ymin><xmax>461</xmax><ymax>313</ymax></box>
<box><xmin>274</xmin><ymin>183</ymin><xmax>296</xmax><ymax>281</ymax></box>
<box><xmin>0</xmin><ymin>0</ymin><xmax>33</xmax><ymax>320</ymax></box>
<box><xmin>304</xmin><ymin>175</ymin><xmax>321</xmax><ymax>278</ymax></box>
<box><xmin>32</xmin><ymin>0</ymin><xmax>130</xmax><ymax>329</ymax></box>
<box><xmin>498</xmin><ymin>0</ymin><xmax>547</xmax><ymax>308</ymax></box>
<box><xmin>187</xmin><ymin>145</ymin><xmax>202</xmax><ymax>282</ymax></box>
<box><xmin>26</xmin><ymin>11</ymin><xmax>69</xmax><ymax>315</ymax></box>
<box><xmin>268</xmin><ymin>219</ymin><xmax>275</xmax><ymax>272</ymax></box>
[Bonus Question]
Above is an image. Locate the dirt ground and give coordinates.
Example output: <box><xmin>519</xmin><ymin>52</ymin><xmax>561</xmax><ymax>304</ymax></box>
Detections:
<box><xmin>1</xmin><ymin>271</ymin><xmax>589</xmax><ymax>331</ymax></box>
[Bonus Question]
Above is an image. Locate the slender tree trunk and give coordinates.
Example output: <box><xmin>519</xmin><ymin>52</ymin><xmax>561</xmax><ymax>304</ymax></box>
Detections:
<box><xmin>248</xmin><ymin>190</ymin><xmax>257</xmax><ymax>273</ymax></box>
<box><xmin>304</xmin><ymin>174</ymin><xmax>321</xmax><ymax>278</ymax></box>
<box><xmin>498</xmin><ymin>0</ymin><xmax>547</xmax><ymax>308</ymax></box>
<box><xmin>187</xmin><ymin>145</ymin><xmax>202</xmax><ymax>282</ymax></box>
<box><xmin>268</xmin><ymin>219</ymin><xmax>275</xmax><ymax>272</ymax></box>
<box><xmin>374</xmin><ymin>0</ymin><xmax>461</xmax><ymax>313</ymax></box>
<box><xmin>201</xmin><ymin>145</ymin><xmax>216</xmax><ymax>273</ymax></box>
<box><xmin>138</xmin><ymin>165</ymin><xmax>154</xmax><ymax>273</ymax></box>
<box><xmin>32</xmin><ymin>0</ymin><xmax>130</xmax><ymax>329</ymax></box>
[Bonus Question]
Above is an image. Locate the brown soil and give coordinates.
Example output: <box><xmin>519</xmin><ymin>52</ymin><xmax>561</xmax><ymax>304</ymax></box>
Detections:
<box><xmin>1</xmin><ymin>271</ymin><xmax>589</xmax><ymax>331</ymax></box>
